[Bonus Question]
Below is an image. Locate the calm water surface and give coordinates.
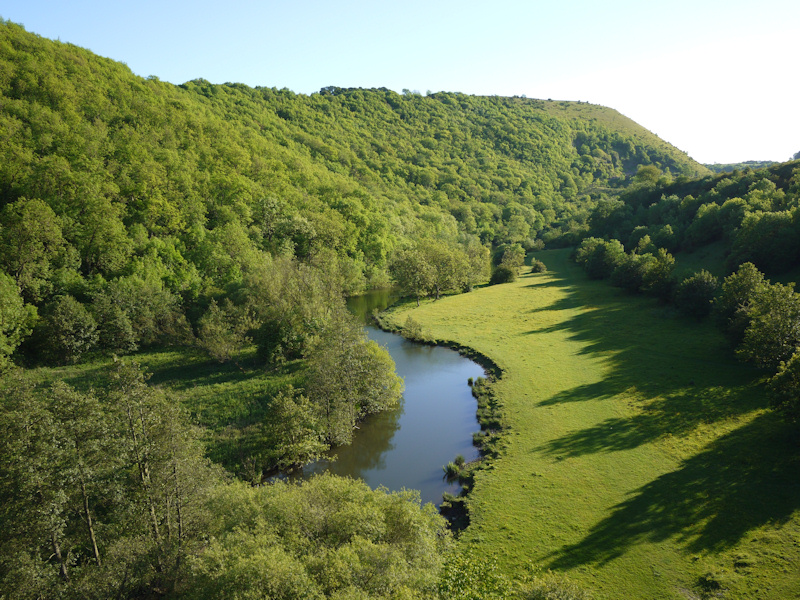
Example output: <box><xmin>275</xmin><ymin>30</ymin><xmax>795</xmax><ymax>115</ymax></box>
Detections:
<box><xmin>299</xmin><ymin>291</ymin><xmax>484</xmax><ymax>506</ymax></box>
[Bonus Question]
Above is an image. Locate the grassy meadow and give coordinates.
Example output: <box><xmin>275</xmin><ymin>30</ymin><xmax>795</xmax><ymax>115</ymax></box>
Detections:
<box><xmin>384</xmin><ymin>249</ymin><xmax>800</xmax><ymax>599</ymax></box>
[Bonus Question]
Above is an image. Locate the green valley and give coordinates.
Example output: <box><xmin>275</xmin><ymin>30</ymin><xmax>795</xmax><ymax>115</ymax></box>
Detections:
<box><xmin>384</xmin><ymin>250</ymin><xmax>800</xmax><ymax>599</ymax></box>
<box><xmin>1</xmin><ymin>16</ymin><xmax>799</xmax><ymax>600</ymax></box>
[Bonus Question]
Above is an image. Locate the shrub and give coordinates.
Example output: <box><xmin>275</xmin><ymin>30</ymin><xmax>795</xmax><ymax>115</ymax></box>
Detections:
<box><xmin>443</xmin><ymin>461</ymin><xmax>460</xmax><ymax>480</ymax></box>
<box><xmin>520</xmin><ymin>571</ymin><xmax>593</xmax><ymax>600</ymax></box>
<box><xmin>530</xmin><ymin>259</ymin><xmax>547</xmax><ymax>273</ymax></box>
<box><xmin>674</xmin><ymin>270</ymin><xmax>719</xmax><ymax>318</ymax></box>
<box><xmin>490</xmin><ymin>265</ymin><xmax>517</xmax><ymax>285</ymax></box>
<box><xmin>403</xmin><ymin>315</ymin><xmax>431</xmax><ymax>343</ymax></box>
<box><xmin>767</xmin><ymin>349</ymin><xmax>800</xmax><ymax>421</ymax></box>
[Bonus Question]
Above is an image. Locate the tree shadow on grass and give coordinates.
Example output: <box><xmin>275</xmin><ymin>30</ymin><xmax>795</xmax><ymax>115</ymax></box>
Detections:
<box><xmin>545</xmin><ymin>413</ymin><xmax>800</xmax><ymax>568</ymax></box>
<box><xmin>521</xmin><ymin>259</ymin><xmax>800</xmax><ymax>565</ymax></box>
<box><xmin>525</xmin><ymin>264</ymin><xmax>764</xmax><ymax>452</ymax></box>
<box><xmin>538</xmin><ymin>380</ymin><xmax>764</xmax><ymax>458</ymax></box>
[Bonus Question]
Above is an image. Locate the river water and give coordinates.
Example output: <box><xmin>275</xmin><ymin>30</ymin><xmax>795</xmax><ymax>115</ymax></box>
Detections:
<box><xmin>298</xmin><ymin>290</ymin><xmax>484</xmax><ymax>506</ymax></box>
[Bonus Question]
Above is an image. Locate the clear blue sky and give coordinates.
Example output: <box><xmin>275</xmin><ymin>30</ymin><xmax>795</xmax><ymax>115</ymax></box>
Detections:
<box><xmin>2</xmin><ymin>0</ymin><xmax>798</xmax><ymax>164</ymax></box>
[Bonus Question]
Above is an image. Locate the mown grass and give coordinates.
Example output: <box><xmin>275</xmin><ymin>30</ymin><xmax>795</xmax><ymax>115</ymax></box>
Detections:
<box><xmin>384</xmin><ymin>248</ymin><xmax>800</xmax><ymax>599</ymax></box>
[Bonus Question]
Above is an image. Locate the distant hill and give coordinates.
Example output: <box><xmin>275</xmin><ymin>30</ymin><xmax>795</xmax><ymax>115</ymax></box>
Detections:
<box><xmin>705</xmin><ymin>160</ymin><xmax>779</xmax><ymax>173</ymax></box>
<box><xmin>0</xmin><ymin>20</ymin><xmax>707</xmax><ymax>270</ymax></box>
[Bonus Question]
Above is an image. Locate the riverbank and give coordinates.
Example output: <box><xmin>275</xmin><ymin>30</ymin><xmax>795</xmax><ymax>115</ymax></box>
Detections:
<box><xmin>381</xmin><ymin>249</ymin><xmax>800</xmax><ymax>599</ymax></box>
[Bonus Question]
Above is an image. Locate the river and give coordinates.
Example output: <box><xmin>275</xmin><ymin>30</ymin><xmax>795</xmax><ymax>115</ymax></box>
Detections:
<box><xmin>298</xmin><ymin>290</ymin><xmax>484</xmax><ymax>506</ymax></box>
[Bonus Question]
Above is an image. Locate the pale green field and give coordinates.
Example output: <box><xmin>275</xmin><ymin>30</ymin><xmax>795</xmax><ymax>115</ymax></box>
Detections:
<box><xmin>385</xmin><ymin>249</ymin><xmax>800</xmax><ymax>599</ymax></box>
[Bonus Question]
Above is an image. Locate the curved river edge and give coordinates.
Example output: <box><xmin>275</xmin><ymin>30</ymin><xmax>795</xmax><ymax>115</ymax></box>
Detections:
<box><xmin>372</xmin><ymin>303</ymin><xmax>507</xmax><ymax>533</ymax></box>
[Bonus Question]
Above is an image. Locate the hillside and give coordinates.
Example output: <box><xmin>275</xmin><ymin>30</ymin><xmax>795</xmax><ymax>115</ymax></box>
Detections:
<box><xmin>0</xmin><ymin>19</ymin><xmax>724</xmax><ymax>599</ymax></box>
<box><xmin>0</xmin><ymin>20</ymin><xmax>707</xmax><ymax>287</ymax></box>
<box><xmin>584</xmin><ymin>159</ymin><xmax>800</xmax><ymax>276</ymax></box>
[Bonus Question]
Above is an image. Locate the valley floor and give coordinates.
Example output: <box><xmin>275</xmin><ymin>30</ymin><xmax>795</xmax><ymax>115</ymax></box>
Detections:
<box><xmin>385</xmin><ymin>249</ymin><xmax>800</xmax><ymax>599</ymax></box>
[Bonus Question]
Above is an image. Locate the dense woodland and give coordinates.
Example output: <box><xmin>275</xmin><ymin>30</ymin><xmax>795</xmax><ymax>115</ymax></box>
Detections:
<box><xmin>573</xmin><ymin>159</ymin><xmax>800</xmax><ymax>420</ymax></box>
<box><xmin>2</xmin><ymin>18</ymin><xmax>796</xmax><ymax>599</ymax></box>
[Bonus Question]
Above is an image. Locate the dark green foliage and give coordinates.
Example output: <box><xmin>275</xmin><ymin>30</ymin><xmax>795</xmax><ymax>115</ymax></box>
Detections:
<box><xmin>0</xmin><ymin>272</ymin><xmax>36</xmax><ymax>368</ymax></box>
<box><xmin>713</xmin><ymin>262</ymin><xmax>767</xmax><ymax>344</ymax></box>
<box><xmin>705</xmin><ymin>161</ymin><xmax>779</xmax><ymax>173</ymax></box>
<box><xmin>530</xmin><ymin>258</ymin><xmax>548</xmax><ymax>273</ymax></box>
<box><xmin>610</xmin><ymin>252</ymin><xmax>656</xmax><ymax>292</ymax></box>
<box><xmin>0</xmin><ymin>198</ymin><xmax>74</xmax><ymax>303</ymax></box>
<box><xmin>91</xmin><ymin>292</ymin><xmax>137</xmax><ymax>354</ymax></box>
<box><xmin>0</xmin><ymin>363</ymin><xmax>224</xmax><ymax>598</ymax></box>
<box><xmin>674</xmin><ymin>270</ymin><xmax>718</xmax><ymax>318</ymax></box>
<box><xmin>728</xmin><ymin>210</ymin><xmax>800</xmax><ymax>274</ymax></box>
<box><xmin>640</xmin><ymin>248</ymin><xmax>675</xmax><ymax>299</ymax></box>
<box><xmin>768</xmin><ymin>350</ymin><xmax>800</xmax><ymax>422</ymax></box>
<box><xmin>490</xmin><ymin>265</ymin><xmax>517</xmax><ymax>284</ymax></box>
<box><xmin>583</xmin><ymin>158</ymin><xmax>800</xmax><ymax>277</ymax></box>
<box><xmin>575</xmin><ymin>238</ymin><xmax>625</xmax><ymax>280</ymax></box>
<box><xmin>36</xmin><ymin>295</ymin><xmax>98</xmax><ymax>364</ymax></box>
<box><xmin>737</xmin><ymin>281</ymin><xmax>800</xmax><ymax>369</ymax></box>
<box><xmin>197</xmin><ymin>299</ymin><xmax>254</xmax><ymax>363</ymax></box>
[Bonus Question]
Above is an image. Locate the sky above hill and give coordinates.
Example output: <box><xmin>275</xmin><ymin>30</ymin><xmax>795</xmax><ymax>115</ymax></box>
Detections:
<box><xmin>3</xmin><ymin>0</ymin><xmax>798</xmax><ymax>165</ymax></box>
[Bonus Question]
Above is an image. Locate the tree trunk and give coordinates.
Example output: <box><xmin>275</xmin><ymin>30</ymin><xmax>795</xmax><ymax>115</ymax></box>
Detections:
<box><xmin>79</xmin><ymin>474</ymin><xmax>101</xmax><ymax>566</ymax></box>
<box><xmin>51</xmin><ymin>530</ymin><xmax>69</xmax><ymax>582</ymax></box>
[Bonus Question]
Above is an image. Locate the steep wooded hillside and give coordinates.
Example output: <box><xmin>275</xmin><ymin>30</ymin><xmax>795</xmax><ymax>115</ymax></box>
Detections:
<box><xmin>0</xmin><ymin>20</ymin><xmax>706</xmax><ymax>279</ymax></box>
<box><xmin>0</xmin><ymin>18</ymin><xmax>709</xmax><ymax>369</ymax></box>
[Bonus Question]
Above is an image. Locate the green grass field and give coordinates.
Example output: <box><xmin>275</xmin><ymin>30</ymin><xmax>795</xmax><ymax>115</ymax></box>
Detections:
<box><xmin>384</xmin><ymin>249</ymin><xmax>800</xmax><ymax>599</ymax></box>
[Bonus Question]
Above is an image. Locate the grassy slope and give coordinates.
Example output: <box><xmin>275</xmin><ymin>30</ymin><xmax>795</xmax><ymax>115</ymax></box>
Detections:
<box><xmin>384</xmin><ymin>249</ymin><xmax>800</xmax><ymax>599</ymax></box>
<box><xmin>540</xmin><ymin>101</ymin><xmax>709</xmax><ymax>178</ymax></box>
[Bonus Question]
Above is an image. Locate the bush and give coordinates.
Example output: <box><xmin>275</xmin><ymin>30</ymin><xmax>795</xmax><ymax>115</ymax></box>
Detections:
<box><xmin>530</xmin><ymin>259</ymin><xmax>547</xmax><ymax>273</ymax></box>
<box><xmin>674</xmin><ymin>270</ymin><xmax>719</xmax><ymax>318</ymax></box>
<box><xmin>443</xmin><ymin>461</ymin><xmax>460</xmax><ymax>480</ymax></box>
<box><xmin>610</xmin><ymin>253</ymin><xmax>654</xmax><ymax>292</ymax></box>
<box><xmin>490</xmin><ymin>265</ymin><xmax>517</xmax><ymax>285</ymax></box>
<box><xmin>520</xmin><ymin>571</ymin><xmax>593</xmax><ymax>600</ymax></box>
<box><xmin>767</xmin><ymin>349</ymin><xmax>800</xmax><ymax>421</ymax></box>
<box><xmin>580</xmin><ymin>239</ymin><xmax>625</xmax><ymax>280</ymax></box>
<box><xmin>403</xmin><ymin>315</ymin><xmax>431</xmax><ymax>343</ymax></box>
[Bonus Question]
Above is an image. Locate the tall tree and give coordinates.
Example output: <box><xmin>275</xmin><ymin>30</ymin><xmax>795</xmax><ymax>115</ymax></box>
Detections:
<box><xmin>0</xmin><ymin>198</ymin><xmax>75</xmax><ymax>302</ymax></box>
<box><xmin>305</xmin><ymin>305</ymin><xmax>403</xmax><ymax>446</ymax></box>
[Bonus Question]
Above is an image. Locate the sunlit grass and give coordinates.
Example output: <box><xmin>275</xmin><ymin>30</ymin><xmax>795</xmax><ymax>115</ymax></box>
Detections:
<box><xmin>385</xmin><ymin>248</ymin><xmax>800</xmax><ymax>599</ymax></box>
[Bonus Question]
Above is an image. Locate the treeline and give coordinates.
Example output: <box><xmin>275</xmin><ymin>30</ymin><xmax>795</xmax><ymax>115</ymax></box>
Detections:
<box><xmin>573</xmin><ymin>240</ymin><xmax>800</xmax><ymax>422</ymax></box>
<box><xmin>575</xmin><ymin>158</ymin><xmax>800</xmax><ymax>422</ymax></box>
<box><xmin>587</xmin><ymin>161</ymin><xmax>800</xmax><ymax>275</ymax></box>
<box><xmin>704</xmin><ymin>160</ymin><xmax>779</xmax><ymax>174</ymax></box>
